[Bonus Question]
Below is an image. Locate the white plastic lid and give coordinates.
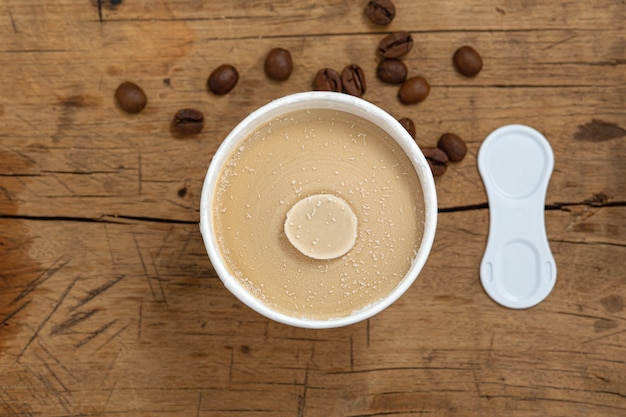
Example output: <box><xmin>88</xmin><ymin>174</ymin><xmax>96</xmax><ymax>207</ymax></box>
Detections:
<box><xmin>478</xmin><ymin>124</ymin><xmax>557</xmax><ymax>309</ymax></box>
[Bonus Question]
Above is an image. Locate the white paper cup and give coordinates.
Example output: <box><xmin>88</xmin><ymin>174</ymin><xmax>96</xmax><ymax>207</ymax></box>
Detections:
<box><xmin>200</xmin><ymin>92</ymin><xmax>437</xmax><ymax>328</ymax></box>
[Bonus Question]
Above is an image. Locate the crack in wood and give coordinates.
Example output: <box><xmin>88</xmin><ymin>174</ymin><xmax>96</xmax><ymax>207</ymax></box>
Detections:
<box><xmin>2</xmin><ymin>198</ymin><xmax>621</xmax><ymax>225</ymax></box>
<box><xmin>550</xmin><ymin>238</ymin><xmax>625</xmax><ymax>248</ymax></box>
<box><xmin>0</xmin><ymin>213</ymin><xmax>197</xmax><ymax>225</ymax></box>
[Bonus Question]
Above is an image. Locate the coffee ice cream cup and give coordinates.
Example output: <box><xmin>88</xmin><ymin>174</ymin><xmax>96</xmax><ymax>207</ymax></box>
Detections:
<box><xmin>200</xmin><ymin>92</ymin><xmax>437</xmax><ymax>328</ymax></box>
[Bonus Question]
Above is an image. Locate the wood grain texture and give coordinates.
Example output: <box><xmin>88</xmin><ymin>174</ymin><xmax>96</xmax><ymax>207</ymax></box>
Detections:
<box><xmin>0</xmin><ymin>0</ymin><xmax>625</xmax><ymax>416</ymax></box>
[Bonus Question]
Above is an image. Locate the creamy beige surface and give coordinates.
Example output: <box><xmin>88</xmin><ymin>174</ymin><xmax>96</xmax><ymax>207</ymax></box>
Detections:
<box><xmin>213</xmin><ymin>109</ymin><xmax>425</xmax><ymax>319</ymax></box>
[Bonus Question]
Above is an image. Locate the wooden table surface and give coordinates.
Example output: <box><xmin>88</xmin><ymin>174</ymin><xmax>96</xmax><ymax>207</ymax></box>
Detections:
<box><xmin>1</xmin><ymin>1</ymin><xmax>625</xmax><ymax>416</ymax></box>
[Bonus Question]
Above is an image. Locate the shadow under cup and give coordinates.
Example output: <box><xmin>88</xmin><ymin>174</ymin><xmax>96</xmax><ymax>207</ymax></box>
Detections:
<box><xmin>200</xmin><ymin>92</ymin><xmax>437</xmax><ymax>328</ymax></box>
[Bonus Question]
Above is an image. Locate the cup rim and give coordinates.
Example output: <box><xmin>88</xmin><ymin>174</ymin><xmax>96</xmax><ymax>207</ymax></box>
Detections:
<box><xmin>199</xmin><ymin>91</ymin><xmax>437</xmax><ymax>329</ymax></box>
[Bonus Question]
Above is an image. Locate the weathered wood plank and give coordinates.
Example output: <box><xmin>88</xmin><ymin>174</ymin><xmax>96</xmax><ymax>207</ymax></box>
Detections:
<box><xmin>0</xmin><ymin>206</ymin><xmax>623</xmax><ymax>416</ymax></box>
<box><xmin>1</xmin><ymin>84</ymin><xmax>623</xmax><ymax>218</ymax></box>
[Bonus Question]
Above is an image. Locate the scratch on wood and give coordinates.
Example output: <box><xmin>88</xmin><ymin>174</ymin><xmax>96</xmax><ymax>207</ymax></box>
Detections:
<box><xmin>102</xmin><ymin>349</ymin><xmax>121</xmax><ymax>383</ymax></box>
<box><xmin>134</xmin><ymin>236</ymin><xmax>158</xmax><ymax>301</ymax></box>
<box><xmin>11</xmin><ymin>256</ymin><xmax>69</xmax><ymax>305</ymax></box>
<box><xmin>104</xmin><ymin>223</ymin><xmax>116</xmax><ymax>266</ymax></box>
<box><xmin>228</xmin><ymin>347</ymin><xmax>234</xmax><ymax>382</ymax></box>
<box><xmin>8</xmin><ymin>11</ymin><xmax>18</xmax><ymax>33</ymax></box>
<box><xmin>12</xmin><ymin>148</ymin><xmax>38</xmax><ymax>167</ymax></box>
<box><xmin>138</xmin><ymin>302</ymin><xmax>143</xmax><ymax>340</ymax></box>
<box><xmin>583</xmin><ymin>329</ymin><xmax>625</xmax><ymax>345</ymax></box>
<box><xmin>0</xmin><ymin>300</ymin><xmax>31</xmax><ymax>328</ymax></box>
<box><xmin>39</xmin><ymin>356</ymin><xmax>70</xmax><ymax>393</ymax></box>
<box><xmin>23</xmin><ymin>362</ymin><xmax>72</xmax><ymax>413</ymax></box>
<box><xmin>15</xmin><ymin>114</ymin><xmax>38</xmax><ymax>131</ymax></box>
<box><xmin>349</xmin><ymin>336</ymin><xmax>354</xmax><ymax>372</ymax></box>
<box><xmin>154</xmin><ymin>226</ymin><xmax>174</xmax><ymax>261</ymax></box>
<box><xmin>472</xmin><ymin>368</ymin><xmax>483</xmax><ymax>398</ymax></box>
<box><xmin>514</xmin><ymin>395</ymin><xmax>626</xmax><ymax>411</ymax></box>
<box><xmin>547</xmin><ymin>309</ymin><xmax>620</xmax><ymax>321</ymax></box>
<box><xmin>104</xmin><ymin>379</ymin><xmax>118</xmax><ymax>412</ymax></box>
<box><xmin>156</xmin><ymin>276</ymin><xmax>168</xmax><ymax>305</ymax></box>
<box><xmin>297</xmin><ymin>362</ymin><xmax>309</xmax><ymax>417</ymax></box>
<box><xmin>38</xmin><ymin>341</ymin><xmax>79</xmax><ymax>382</ymax></box>
<box><xmin>149</xmin><ymin>234</ymin><xmax>171</xmax><ymax>303</ymax></box>
<box><xmin>542</xmin><ymin>33</ymin><xmax>577</xmax><ymax>51</ymax></box>
<box><xmin>71</xmin><ymin>274</ymin><xmax>125</xmax><ymax>310</ymax></box>
<box><xmin>95</xmin><ymin>322</ymin><xmax>130</xmax><ymax>352</ymax></box>
<box><xmin>137</xmin><ymin>152</ymin><xmax>142</xmax><ymax>195</ymax></box>
<box><xmin>366</xmin><ymin>319</ymin><xmax>370</xmax><ymax>348</ymax></box>
<box><xmin>74</xmin><ymin>319</ymin><xmax>117</xmax><ymax>349</ymax></box>
<box><xmin>17</xmin><ymin>277</ymin><xmax>78</xmax><ymax>362</ymax></box>
<box><xmin>0</xmin><ymin>388</ymin><xmax>21</xmax><ymax>416</ymax></box>
<box><xmin>50</xmin><ymin>308</ymin><xmax>99</xmax><ymax>335</ymax></box>
<box><xmin>133</xmin><ymin>236</ymin><xmax>148</xmax><ymax>277</ymax></box>
<box><xmin>196</xmin><ymin>392</ymin><xmax>203</xmax><ymax>417</ymax></box>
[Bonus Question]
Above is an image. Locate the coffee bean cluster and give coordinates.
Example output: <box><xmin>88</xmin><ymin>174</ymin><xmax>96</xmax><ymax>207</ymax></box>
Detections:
<box><xmin>421</xmin><ymin>133</ymin><xmax>468</xmax><ymax>177</ymax></box>
<box><xmin>312</xmin><ymin>64</ymin><xmax>368</xmax><ymax>97</ymax></box>
<box><xmin>375</xmin><ymin>31</ymin><xmax>433</xmax><ymax>105</ymax></box>
<box><xmin>114</xmin><ymin>0</ymin><xmax>482</xmax><ymax>177</ymax></box>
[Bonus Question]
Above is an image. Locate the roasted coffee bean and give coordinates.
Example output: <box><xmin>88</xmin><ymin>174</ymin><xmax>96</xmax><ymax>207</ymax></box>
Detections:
<box><xmin>398</xmin><ymin>117</ymin><xmax>416</xmax><ymax>139</ymax></box>
<box><xmin>341</xmin><ymin>64</ymin><xmax>366</xmax><ymax>97</ymax></box>
<box><xmin>377</xmin><ymin>59</ymin><xmax>407</xmax><ymax>84</ymax></box>
<box><xmin>453</xmin><ymin>46</ymin><xmax>483</xmax><ymax>77</ymax></box>
<box><xmin>437</xmin><ymin>133</ymin><xmax>467</xmax><ymax>162</ymax></box>
<box><xmin>313</xmin><ymin>68</ymin><xmax>342</xmax><ymax>92</ymax></box>
<box><xmin>115</xmin><ymin>81</ymin><xmax>147</xmax><ymax>114</ymax></box>
<box><xmin>378</xmin><ymin>31</ymin><xmax>413</xmax><ymax>58</ymax></box>
<box><xmin>398</xmin><ymin>76</ymin><xmax>430</xmax><ymax>104</ymax></box>
<box><xmin>422</xmin><ymin>147</ymin><xmax>449</xmax><ymax>176</ymax></box>
<box><xmin>173</xmin><ymin>108</ymin><xmax>204</xmax><ymax>135</ymax></box>
<box><xmin>365</xmin><ymin>0</ymin><xmax>396</xmax><ymax>25</ymax></box>
<box><xmin>264</xmin><ymin>48</ymin><xmax>293</xmax><ymax>81</ymax></box>
<box><xmin>208</xmin><ymin>64</ymin><xmax>239</xmax><ymax>95</ymax></box>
